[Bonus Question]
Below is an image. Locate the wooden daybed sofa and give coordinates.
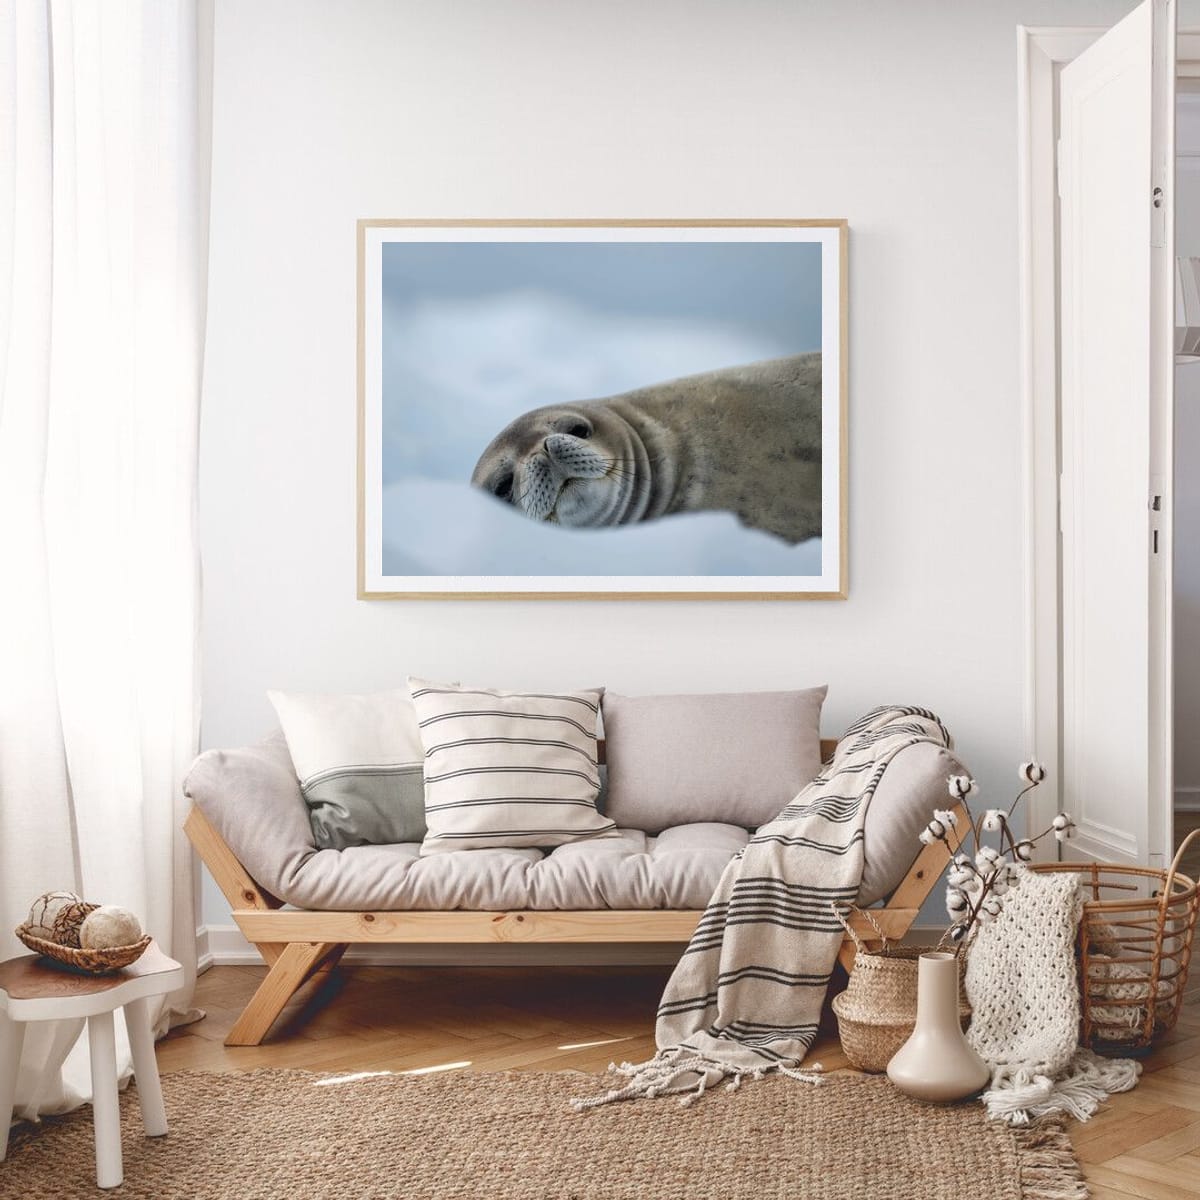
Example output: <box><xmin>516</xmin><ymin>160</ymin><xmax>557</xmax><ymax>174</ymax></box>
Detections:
<box><xmin>184</xmin><ymin>734</ymin><xmax>966</xmax><ymax>1046</ymax></box>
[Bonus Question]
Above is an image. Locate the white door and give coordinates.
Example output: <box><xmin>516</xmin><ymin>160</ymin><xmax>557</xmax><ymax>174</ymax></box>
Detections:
<box><xmin>1059</xmin><ymin>0</ymin><xmax>1175</xmax><ymax>868</ymax></box>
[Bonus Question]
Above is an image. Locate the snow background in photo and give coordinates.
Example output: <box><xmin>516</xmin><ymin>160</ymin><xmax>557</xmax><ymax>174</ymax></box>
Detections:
<box><xmin>380</xmin><ymin>241</ymin><xmax>822</xmax><ymax>577</ymax></box>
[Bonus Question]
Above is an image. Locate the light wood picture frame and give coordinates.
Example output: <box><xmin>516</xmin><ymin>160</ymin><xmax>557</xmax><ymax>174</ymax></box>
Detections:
<box><xmin>357</xmin><ymin>219</ymin><xmax>848</xmax><ymax>599</ymax></box>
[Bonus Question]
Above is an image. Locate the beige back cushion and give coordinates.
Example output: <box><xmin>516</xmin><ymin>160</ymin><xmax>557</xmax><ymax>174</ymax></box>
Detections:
<box><xmin>601</xmin><ymin>687</ymin><xmax>827</xmax><ymax>834</ymax></box>
<box><xmin>857</xmin><ymin>741</ymin><xmax>968</xmax><ymax>906</ymax></box>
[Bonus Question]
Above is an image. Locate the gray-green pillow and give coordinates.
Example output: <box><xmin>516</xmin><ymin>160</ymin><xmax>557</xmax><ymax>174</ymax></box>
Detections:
<box><xmin>268</xmin><ymin>689</ymin><xmax>427</xmax><ymax>849</ymax></box>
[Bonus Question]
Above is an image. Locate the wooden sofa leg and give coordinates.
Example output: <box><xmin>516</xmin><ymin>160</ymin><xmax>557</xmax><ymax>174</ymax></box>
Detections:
<box><xmin>225</xmin><ymin>942</ymin><xmax>342</xmax><ymax>1046</ymax></box>
<box><xmin>302</xmin><ymin>943</ymin><xmax>348</xmax><ymax>986</ymax></box>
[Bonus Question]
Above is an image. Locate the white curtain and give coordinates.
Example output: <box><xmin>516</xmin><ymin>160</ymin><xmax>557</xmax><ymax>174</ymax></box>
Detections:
<box><xmin>0</xmin><ymin>0</ymin><xmax>211</xmax><ymax>1116</ymax></box>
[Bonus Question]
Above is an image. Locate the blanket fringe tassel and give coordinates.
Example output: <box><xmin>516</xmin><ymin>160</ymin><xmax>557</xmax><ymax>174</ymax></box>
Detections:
<box><xmin>570</xmin><ymin>1052</ymin><xmax>824</xmax><ymax>1111</ymax></box>
<box><xmin>1011</xmin><ymin>1120</ymin><xmax>1089</xmax><ymax>1200</ymax></box>
<box><xmin>982</xmin><ymin>1048</ymin><xmax>1141</xmax><ymax>1125</ymax></box>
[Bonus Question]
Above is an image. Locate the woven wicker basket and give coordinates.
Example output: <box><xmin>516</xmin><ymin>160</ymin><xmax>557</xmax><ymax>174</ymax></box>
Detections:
<box><xmin>1028</xmin><ymin>828</ymin><xmax>1200</xmax><ymax>1053</ymax></box>
<box><xmin>830</xmin><ymin>906</ymin><xmax>970</xmax><ymax>1072</ymax></box>
<box><xmin>14</xmin><ymin>924</ymin><xmax>151</xmax><ymax>975</ymax></box>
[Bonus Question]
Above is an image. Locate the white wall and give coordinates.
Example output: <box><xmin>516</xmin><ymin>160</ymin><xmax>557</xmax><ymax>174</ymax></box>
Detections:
<box><xmin>1176</xmin><ymin>90</ymin><xmax>1200</xmax><ymax>807</ymax></box>
<box><xmin>199</xmin><ymin>0</ymin><xmax>1177</xmax><ymax>929</ymax></box>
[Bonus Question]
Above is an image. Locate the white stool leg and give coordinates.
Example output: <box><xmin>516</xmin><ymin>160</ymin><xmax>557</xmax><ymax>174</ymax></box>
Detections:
<box><xmin>87</xmin><ymin>1011</ymin><xmax>122</xmax><ymax>1189</ymax></box>
<box><xmin>123</xmin><ymin>998</ymin><xmax>167</xmax><ymax>1136</ymax></box>
<box><xmin>25</xmin><ymin>1017</ymin><xmax>85</xmax><ymax>1119</ymax></box>
<box><xmin>0</xmin><ymin>1012</ymin><xmax>26</xmax><ymax>1163</ymax></box>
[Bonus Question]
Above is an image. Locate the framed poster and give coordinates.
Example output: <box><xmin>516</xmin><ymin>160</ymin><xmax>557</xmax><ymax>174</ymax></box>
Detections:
<box><xmin>358</xmin><ymin>219</ymin><xmax>847</xmax><ymax>599</ymax></box>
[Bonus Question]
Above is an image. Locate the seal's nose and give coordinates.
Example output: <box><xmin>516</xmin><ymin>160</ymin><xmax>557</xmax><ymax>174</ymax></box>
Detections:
<box><xmin>543</xmin><ymin>433</ymin><xmax>608</xmax><ymax>479</ymax></box>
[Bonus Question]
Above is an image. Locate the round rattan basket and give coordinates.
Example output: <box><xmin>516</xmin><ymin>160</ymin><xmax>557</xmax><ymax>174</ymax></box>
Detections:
<box><xmin>830</xmin><ymin>906</ymin><xmax>970</xmax><ymax>1072</ymax></box>
<box><xmin>14</xmin><ymin>925</ymin><xmax>151</xmax><ymax>975</ymax></box>
<box><xmin>1028</xmin><ymin>828</ymin><xmax>1200</xmax><ymax>1054</ymax></box>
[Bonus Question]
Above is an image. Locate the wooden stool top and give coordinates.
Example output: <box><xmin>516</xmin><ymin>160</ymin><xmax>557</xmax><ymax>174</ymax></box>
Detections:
<box><xmin>0</xmin><ymin>941</ymin><xmax>183</xmax><ymax>1020</ymax></box>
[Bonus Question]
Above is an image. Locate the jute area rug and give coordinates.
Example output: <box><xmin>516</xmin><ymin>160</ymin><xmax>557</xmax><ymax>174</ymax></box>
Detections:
<box><xmin>4</xmin><ymin>1069</ymin><xmax>1085</xmax><ymax>1200</ymax></box>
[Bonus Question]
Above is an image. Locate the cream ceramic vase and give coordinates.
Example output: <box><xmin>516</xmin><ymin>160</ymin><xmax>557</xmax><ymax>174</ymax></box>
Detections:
<box><xmin>886</xmin><ymin>951</ymin><xmax>990</xmax><ymax>1103</ymax></box>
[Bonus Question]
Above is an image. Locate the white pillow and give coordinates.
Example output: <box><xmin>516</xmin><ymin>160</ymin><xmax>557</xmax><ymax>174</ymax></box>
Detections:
<box><xmin>268</xmin><ymin>689</ymin><xmax>427</xmax><ymax>849</ymax></box>
<box><xmin>408</xmin><ymin>677</ymin><xmax>616</xmax><ymax>855</ymax></box>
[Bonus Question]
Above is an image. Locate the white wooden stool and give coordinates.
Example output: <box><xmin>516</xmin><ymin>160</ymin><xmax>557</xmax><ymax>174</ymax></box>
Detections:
<box><xmin>0</xmin><ymin>941</ymin><xmax>183</xmax><ymax>1189</ymax></box>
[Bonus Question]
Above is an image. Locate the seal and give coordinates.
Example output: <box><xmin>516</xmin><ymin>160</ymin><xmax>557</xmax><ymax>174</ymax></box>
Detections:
<box><xmin>470</xmin><ymin>353</ymin><xmax>823</xmax><ymax>544</ymax></box>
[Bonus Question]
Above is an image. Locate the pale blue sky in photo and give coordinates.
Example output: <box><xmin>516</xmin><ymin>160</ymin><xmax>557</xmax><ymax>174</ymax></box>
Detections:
<box><xmin>380</xmin><ymin>240</ymin><xmax>823</xmax><ymax>576</ymax></box>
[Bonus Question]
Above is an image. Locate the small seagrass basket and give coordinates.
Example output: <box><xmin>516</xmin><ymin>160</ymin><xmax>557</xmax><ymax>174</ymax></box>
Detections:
<box><xmin>1028</xmin><ymin>828</ymin><xmax>1200</xmax><ymax>1053</ymax></box>
<box><xmin>14</xmin><ymin>925</ymin><xmax>152</xmax><ymax>975</ymax></box>
<box><xmin>830</xmin><ymin>905</ymin><xmax>970</xmax><ymax>1072</ymax></box>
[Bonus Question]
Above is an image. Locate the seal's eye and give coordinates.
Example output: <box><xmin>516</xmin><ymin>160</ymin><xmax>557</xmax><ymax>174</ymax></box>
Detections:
<box><xmin>553</xmin><ymin>415</ymin><xmax>592</xmax><ymax>439</ymax></box>
<box><xmin>492</xmin><ymin>472</ymin><xmax>514</xmax><ymax>501</ymax></box>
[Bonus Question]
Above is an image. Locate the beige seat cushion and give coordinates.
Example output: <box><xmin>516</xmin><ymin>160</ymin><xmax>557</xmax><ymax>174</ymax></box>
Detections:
<box><xmin>184</xmin><ymin>732</ymin><xmax>965</xmax><ymax>912</ymax></box>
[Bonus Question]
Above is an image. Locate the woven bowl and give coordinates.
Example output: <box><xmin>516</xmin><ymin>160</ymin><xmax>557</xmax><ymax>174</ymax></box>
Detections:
<box><xmin>15</xmin><ymin>924</ymin><xmax>151</xmax><ymax>975</ymax></box>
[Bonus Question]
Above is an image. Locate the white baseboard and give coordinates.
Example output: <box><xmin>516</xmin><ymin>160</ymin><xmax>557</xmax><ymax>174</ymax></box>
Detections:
<box><xmin>195</xmin><ymin>921</ymin><xmax>950</xmax><ymax>970</ymax></box>
<box><xmin>196</xmin><ymin>924</ymin><xmax>212</xmax><ymax>974</ymax></box>
<box><xmin>1176</xmin><ymin>787</ymin><xmax>1200</xmax><ymax>813</ymax></box>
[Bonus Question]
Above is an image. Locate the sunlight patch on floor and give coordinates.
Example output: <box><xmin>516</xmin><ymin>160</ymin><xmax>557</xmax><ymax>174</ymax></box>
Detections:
<box><xmin>399</xmin><ymin>1060</ymin><xmax>472</xmax><ymax>1076</ymax></box>
<box><xmin>557</xmin><ymin>1037</ymin><xmax>628</xmax><ymax>1051</ymax></box>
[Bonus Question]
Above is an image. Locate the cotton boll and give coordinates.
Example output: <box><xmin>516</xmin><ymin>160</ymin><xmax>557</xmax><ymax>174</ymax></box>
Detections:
<box><xmin>1013</xmin><ymin>840</ymin><xmax>1035</xmax><ymax>862</ymax></box>
<box><xmin>982</xmin><ymin>809</ymin><xmax>1005</xmax><ymax>833</ymax></box>
<box><xmin>1051</xmin><ymin>813</ymin><xmax>1076</xmax><ymax>841</ymax></box>
<box><xmin>1020</xmin><ymin>762</ymin><xmax>1047</xmax><ymax>784</ymax></box>
<box><xmin>948</xmin><ymin>776</ymin><xmax>977</xmax><ymax>801</ymax></box>
<box><xmin>1051</xmin><ymin>813</ymin><xmax>1072</xmax><ymax>830</ymax></box>
<box><xmin>975</xmin><ymin>847</ymin><xmax>1001</xmax><ymax>872</ymax></box>
<box><xmin>920</xmin><ymin>817</ymin><xmax>948</xmax><ymax>845</ymax></box>
<box><xmin>79</xmin><ymin>906</ymin><xmax>143</xmax><ymax>950</ymax></box>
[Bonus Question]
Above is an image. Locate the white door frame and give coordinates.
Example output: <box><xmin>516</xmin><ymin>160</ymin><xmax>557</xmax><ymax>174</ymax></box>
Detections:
<box><xmin>1017</xmin><ymin>24</ymin><xmax>1200</xmax><ymax>850</ymax></box>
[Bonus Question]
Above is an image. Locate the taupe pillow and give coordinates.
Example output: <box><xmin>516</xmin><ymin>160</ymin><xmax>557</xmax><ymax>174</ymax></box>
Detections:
<box><xmin>857</xmin><ymin>741</ymin><xmax>969</xmax><ymax>905</ymax></box>
<box><xmin>602</xmin><ymin>687</ymin><xmax>827</xmax><ymax>833</ymax></box>
<box><xmin>409</xmin><ymin>677</ymin><xmax>617</xmax><ymax>854</ymax></box>
<box><xmin>268</xmin><ymin>689</ymin><xmax>427</xmax><ymax>850</ymax></box>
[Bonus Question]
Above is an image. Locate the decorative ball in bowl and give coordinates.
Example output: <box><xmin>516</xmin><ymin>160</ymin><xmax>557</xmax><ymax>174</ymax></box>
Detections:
<box><xmin>24</xmin><ymin>890</ymin><xmax>97</xmax><ymax>948</ymax></box>
<box><xmin>16</xmin><ymin>897</ymin><xmax>150</xmax><ymax>975</ymax></box>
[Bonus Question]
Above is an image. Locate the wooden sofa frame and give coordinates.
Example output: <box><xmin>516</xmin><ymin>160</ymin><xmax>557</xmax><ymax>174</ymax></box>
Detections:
<box><xmin>185</xmin><ymin>738</ymin><xmax>962</xmax><ymax>1046</ymax></box>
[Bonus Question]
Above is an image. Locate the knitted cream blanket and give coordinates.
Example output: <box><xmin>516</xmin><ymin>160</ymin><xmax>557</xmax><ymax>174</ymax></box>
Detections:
<box><xmin>965</xmin><ymin>868</ymin><xmax>1140</xmax><ymax>1123</ymax></box>
<box><xmin>574</xmin><ymin>706</ymin><xmax>952</xmax><ymax>1109</ymax></box>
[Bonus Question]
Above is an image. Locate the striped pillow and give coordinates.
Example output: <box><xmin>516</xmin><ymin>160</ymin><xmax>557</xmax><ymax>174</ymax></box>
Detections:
<box><xmin>408</xmin><ymin>677</ymin><xmax>617</xmax><ymax>855</ymax></box>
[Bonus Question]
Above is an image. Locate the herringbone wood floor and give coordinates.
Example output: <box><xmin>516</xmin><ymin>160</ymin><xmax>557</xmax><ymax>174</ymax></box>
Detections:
<box><xmin>158</xmin><ymin>960</ymin><xmax>1200</xmax><ymax>1198</ymax></box>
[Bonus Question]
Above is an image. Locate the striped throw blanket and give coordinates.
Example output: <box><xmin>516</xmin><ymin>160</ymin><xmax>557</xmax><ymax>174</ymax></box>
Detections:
<box><xmin>573</xmin><ymin>705</ymin><xmax>951</xmax><ymax>1109</ymax></box>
